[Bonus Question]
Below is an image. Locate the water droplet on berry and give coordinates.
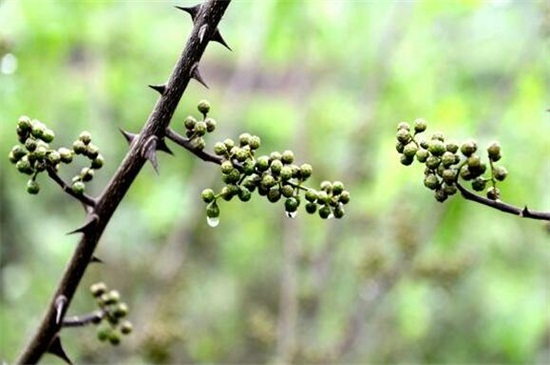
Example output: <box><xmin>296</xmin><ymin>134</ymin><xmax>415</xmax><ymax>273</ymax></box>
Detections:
<box><xmin>286</xmin><ymin>211</ymin><xmax>297</xmax><ymax>219</ymax></box>
<box><xmin>206</xmin><ymin>216</ymin><xmax>219</xmax><ymax>227</ymax></box>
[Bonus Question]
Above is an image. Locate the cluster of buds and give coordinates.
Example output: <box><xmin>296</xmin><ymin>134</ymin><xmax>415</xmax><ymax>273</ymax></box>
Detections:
<box><xmin>182</xmin><ymin>99</ymin><xmax>217</xmax><ymax>150</ymax></box>
<box><xmin>90</xmin><ymin>282</ymin><xmax>133</xmax><ymax>346</ymax></box>
<box><xmin>8</xmin><ymin>116</ymin><xmax>104</xmax><ymax>196</ymax></box>
<box><xmin>200</xmin><ymin>131</ymin><xmax>350</xmax><ymax>226</ymax></box>
<box><xmin>396</xmin><ymin>119</ymin><xmax>508</xmax><ymax>202</ymax></box>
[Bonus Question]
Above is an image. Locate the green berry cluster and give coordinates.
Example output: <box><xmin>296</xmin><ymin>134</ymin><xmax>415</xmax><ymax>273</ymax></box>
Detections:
<box><xmin>90</xmin><ymin>282</ymin><xmax>133</xmax><ymax>346</ymax></box>
<box><xmin>182</xmin><ymin>99</ymin><xmax>217</xmax><ymax>150</ymax></box>
<box><xmin>200</xmin><ymin>136</ymin><xmax>350</xmax><ymax>225</ymax></box>
<box><xmin>395</xmin><ymin>119</ymin><xmax>508</xmax><ymax>202</ymax></box>
<box><xmin>8</xmin><ymin>116</ymin><xmax>104</xmax><ymax>195</ymax></box>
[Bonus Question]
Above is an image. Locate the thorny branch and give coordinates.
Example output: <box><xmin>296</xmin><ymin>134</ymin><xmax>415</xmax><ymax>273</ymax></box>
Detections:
<box><xmin>16</xmin><ymin>1</ymin><xmax>231</xmax><ymax>363</ymax></box>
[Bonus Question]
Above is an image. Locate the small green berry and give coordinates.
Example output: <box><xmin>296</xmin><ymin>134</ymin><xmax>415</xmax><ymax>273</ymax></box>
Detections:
<box><xmin>397</xmin><ymin>122</ymin><xmax>410</xmax><ymax>131</ymax></box>
<box><xmin>90</xmin><ymin>282</ymin><xmax>108</xmax><ymax>297</ymax></box>
<box><xmin>184</xmin><ymin>116</ymin><xmax>197</xmax><ymax>130</ymax></box>
<box><xmin>16</xmin><ymin>156</ymin><xmax>33</xmax><ymax>175</ymax></box>
<box><xmin>223</xmin><ymin>169</ymin><xmax>241</xmax><ymax>184</ymax></box>
<box><xmin>441</xmin><ymin>151</ymin><xmax>457</xmax><ymax>167</ymax></box>
<box><xmin>27</xmin><ymin>179</ymin><xmax>40</xmax><ymax>194</ymax></box>
<box><xmin>25</xmin><ymin>138</ymin><xmax>38</xmax><ymax>152</ymax></box>
<box><xmin>260</xmin><ymin>174</ymin><xmax>276</xmax><ymax>189</ymax></box>
<box><xmin>317</xmin><ymin>191</ymin><xmax>329</xmax><ymax>204</ymax></box>
<box><xmin>284</xmin><ymin>197</ymin><xmax>299</xmax><ymax>213</ymax></box>
<box><xmin>425</xmin><ymin>156</ymin><xmax>440</xmax><ymax>169</ymax></box>
<box><xmin>280</xmin><ymin>166</ymin><xmax>293</xmax><ymax>181</ymax></box>
<box><xmin>223</xmin><ymin>138</ymin><xmax>235</xmax><ymax>150</ymax></box>
<box><xmin>446</xmin><ymin>141</ymin><xmax>459</xmax><ymax>154</ymax></box>
<box><xmin>467</xmin><ymin>155</ymin><xmax>481</xmax><ymax>169</ymax></box>
<box><xmin>318</xmin><ymin>205</ymin><xmax>331</xmax><ymax>219</ymax></box>
<box><xmin>42</xmin><ymin>129</ymin><xmax>55</xmax><ymax>143</ymax></box>
<box><xmin>416</xmin><ymin>149</ymin><xmax>429</xmax><ymax>163</ymax></box>
<box><xmin>270</xmin><ymin>159</ymin><xmax>283</xmax><ymax>175</ymax></box>
<box><xmin>194</xmin><ymin>121</ymin><xmax>207</xmax><ymax>136</ymax></box>
<box><xmin>471</xmin><ymin>177</ymin><xmax>486</xmax><ymax>191</ymax></box>
<box><xmin>17</xmin><ymin>116</ymin><xmax>33</xmax><ymax>132</ymax></box>
<box><xmin>81</xmin><ymin>167</ymin><xmax>95</xmax><ymax>182</ymax></box>
<box><xmin>300</xmin><ymin>163</ymin><xmax>312</xmax><ymax>179</ymax></box>
<box><xmin>333</xmin><ymin>204</ymin><xmax>345</xmax><ymax>219</ymax></box>
<box><xmin>423</xmin><ymin>174</ymin><xmax>439</xmax><ymax>190</ymax></box>
<box><xmin>79</xmin><ymin>131</ymin><xmax>92</xmax><ymax>145</ymax></box>
<box><xmin>221</xmin><ymin>160</ymin><xmax>234</xmax><ymax>174</ymax></box>
<box><xmin>205</xmin><ymin>118</ymin><xmax>216</xmax><ymax>133</ymax></box>
<box><xmin>48</xmin><ymin>151</ymin><xmax>61</xmax><ymax>165</ymax></box>
<box><xmin>460</xmin><ymin>139</ymin><xmax>477</xmax><ymax>157</ymax></box>
<box><xmin>214</xmin><ymin>142</ymin><xmax>227</xmax><ymax>156</ymax></box>
<box><xmin>442</xmin><ymin>169</ymin><xmax>457</xmax><ymax>184</ymax></box>
<box><xmin>487</xmin><ymin>141</ymin><xmax>501</xmax><ymax>161</ymax></box>
<box><xmin>428</xmin><ymin>140</ymin><xmax>446</xmax><ymax>156</ymax></box>
<box><xmin>113</xmin><ymin>303</ymin><xmax>129</xmax><ymax>318</ymax></box>
<box><xmin>72</xmin><ymin>181</ymin><xmax>85</xmax><ymax>195</ymax></box>
<box><xmin>30</xmin><ymin>120</ymin><xmax>46</xmax><ymax>139</ymax></box>
<box><xmin>234</xmin><ymin>147</ymin><xmax>248</xmax><ymax>162</ymax></box>
<box><xmin>396</xmin><ymin>129</ymin><xmax>411</xmax><ymax>144</ymax></box>
<box><xmin>431</xmin><ymin>132</ymin><xmax>445</xmax><ymax>142</ymax></box>
<box><xmin>268</xmin><ymin>187</ymin><xmax>282</xmax><ymax>203</ymax></box>
<box><xmin>206</xmin><ymin>201</ymin><xmax>220</xmax><ymax>218</ymax></box>
<box><xmin>434</xmin><ymin>189</ymin><xmax>448</xmax><ymax>202</ymax></box>
<box><xmin>269</xmin><ymin>151</ymin><xmax>282</xmax><ymax>162</ymax></box>
<box><xmin>332</xmin><ymin>181</ymin><xmax>344</xmax><ymax>195</ymax></box>
<box><xmin>339</xmin><ymin>190</ymin><xmax>350</xmax><ymax>205</ymax></box>
<box><xmin>97</xmin><ymin>327</ymin><xmax>111</xmax><ymax>342</ymax></box>
<box><xmin>238</xmin><ymin>188</ymin><xmax>252</xmax><ymax>202</ymax></box>
<box><xmin>10</xmin><ymin>145</ymin><xmax>27</xmax><ymax>162</ymax></box>
<box><xmin>73</xmin><ymin>140</ymin><xmax>87</xmax><ymax>155</ymax></box>
<box><xmin>109</xmin><ymin>332</ymin><xmax>121</xmax><ymax>346</ymax></box>
<box><xmin>91</xmin><ymin>154</ymin><xmax>105</xmax><ymax>169</ymax></box>
<box><xmin>239</xmin><ymin>133</ymin><xmax>251</xmax><ymax>146</ymax></box>
<box><xmin>58</xmin><ymin>148</ymin><xmax>73</xmax><ymax>163</ymax></box>
<box><xmin>201</xmin><ymin>188</ymin><xmax>216</xmax><ymax>203</ymax></box>
<box><xmin>249</xmin><ymin>135</ymin><xmax>261</xmax><ymax>150</ymax></box>
<box><xmin>120</xmin><ymin>321</ymin><xmax>133</xmax><ymax>335</ymax></box>
<box><xmin>305</xmin><ymin>189</ymin><xmax>318</xmax><ymax>202</ymax></box>
<box><xmin>396</xmin><ymin>142</ymin><xmax>405</xmax><ymax>154</ymax></box>
<box><xmin>281</xmin><ymin>184</ymin><xmax>294</xmax><ymax>198</ymax></box>
<box><xmin>403</xmin><ymin>143</ymin><xmax>418</xmax><ymax>158</ymax></box>
<box><xmin>486</xmin><ymin>186</ymin><xmax>500</xmax><ymax>200</ymax></box>
<box><xmin>197</xmin><ymin>99</ymin><xmax>211</xmax><ymax>115</ymax></box>
<box><xmin>256</xmin><ymin>156</ymin><xmax>270</xmax><ymax>172</ymax></box>
<box><xmin>305</xmin><ymin>202</ymin><xmax>317</xmax><ymax>214</ymax></box>
<box><xmin>320</xmin><ymin>181</ymin><xmax>332</xmax><ymax>193</ymax></box>
<box><xmin>400</xmin><ymin>154</ymin><xmax>414</xmax><ymax>166</ymax></box>
<box><xmin>413</xmin><ymin>118</ymin><xmax>427</xmax><ymax>133</ymax></box>
<box><xmin>493</xmin><ymin>165</ymin><xmax>507</xmax><ymax>181</ymax></box>
<box><xmin>281</xmin><ymin>150</ymin><xmax>294</xmax><ymax>164</ymax></box>
<box><xmin>459</xmin><ymin>165</ymin><xmax>473</xmax><ymax>181</ymax></box>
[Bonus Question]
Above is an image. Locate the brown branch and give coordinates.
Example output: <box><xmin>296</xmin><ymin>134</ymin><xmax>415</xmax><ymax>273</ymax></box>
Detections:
<box><xmin>62</xmin><ymin>310</ymin><xmax>105</xmax><ymax>328</ymax></box>
<box><xmin>165</xmin><ymin>127</ymin><xmax>223</xmax><ymax>164</ymax></box>
<box><xmin>456</xmin><ymin>182</ymin><xmax>550</xmax><ymax>221</ymax></box>
<box><xmin>46</xmin><ymin>167</ymin><xmax>96</xmax><ymax>208</ymax></box>
<box><xmin>16</xmin><ymin>1</ymin><xmax>231</xmax><ymax>363</ymax></box>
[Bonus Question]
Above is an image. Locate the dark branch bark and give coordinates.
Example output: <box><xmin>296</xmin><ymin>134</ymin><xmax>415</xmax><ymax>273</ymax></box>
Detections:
<box><xmin>456</xmin><ymin>182</ymin><xmax>550</xmax><ymax>221</ymax></box>
<box><xmin>16</xmin><ymin>1</ymin><xmax>231</xmax><ymax>363</ymax></box>
<box><xmin>165</xmin><ymin>127</ymin><xmax>223</xmax><ymax>164</ymax></box>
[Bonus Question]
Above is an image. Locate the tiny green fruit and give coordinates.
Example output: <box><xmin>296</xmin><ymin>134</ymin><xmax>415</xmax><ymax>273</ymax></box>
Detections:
<box><xmin>27</xmin><ymin>179</ymin><xmax>40</xmax><ymax>194</ymax></box>
<box><xmin>197</xmin><ymin>99</ymin><xmax>211</xmax><ymax>115</ymax></box>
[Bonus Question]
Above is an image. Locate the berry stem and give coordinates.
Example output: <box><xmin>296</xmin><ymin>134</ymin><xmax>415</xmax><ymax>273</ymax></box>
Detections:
<box><xmin>165</xmin><ymin>127</ymin><xmax>222</xmax><ymax>164</ymax></box>
<box><xmin>62</xmin><ymin>310</ymin><xmax>105</xmax><ymax>328</ymax></box>
<box><xmin>46</xmin><ymin>166</ymin><xmax>96</xmax><ymax>208</ymax></box>
<box><xmin>455</xmin><ymin>182</ymin><xmax>550</xmax><ymax>221</ymax></box>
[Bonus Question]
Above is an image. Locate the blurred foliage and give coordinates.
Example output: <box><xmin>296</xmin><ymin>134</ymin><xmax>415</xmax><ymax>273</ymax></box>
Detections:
<box><xmin>1</xmin><ymin>0</ymin><xmax>549</xmax><ymax>364</ymax></box>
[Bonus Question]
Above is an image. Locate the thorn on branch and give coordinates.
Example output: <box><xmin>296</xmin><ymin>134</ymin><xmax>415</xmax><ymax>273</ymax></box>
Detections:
<box><xmin>175</xmin><ymin>4</ymin><xmax>201</xmax><ymax>20</ymax></box>
<box><xmin>142</xmin><ymin>136</ymin><xmax>160</xmax><ymax>173</ymax></box>
<box><xmin>211</xmin><ymin>29</ymin><xmax>231</xmax><ymax>51</ymax></box>
<box><xmin>148</xmin><ymin>84</ymin><xmax>167</xmax><ymax>95</ymax></box>
<box><xmin>175</xmin><ymin>3</ymin><xmax>231</xmax><ymax>50</ymax></box>
<box><xmin>47</xmin><ymin>336</ymin><xmax>73</xmax><ymax>365</ymax></box>
<box><xmin>55</xmin><ymin>295</ymin><xmax>68</xmax><ymax>325</ymax></box>
<box><xmin>156</xmin><ymin>138</ymin><xmax>174</xmax><ymax>155</ymax></box>
<box><xmin>190</xmin><ymin>62</ymin><xmax>209</xmax><ymax>89</ymax></box>
<box><xmin>91</xmin><ymin>256</ymin><xmax>103</xmax><ymax>264</ymax></box>
<box><xmin>119</xmin><ymin>128</ymin><xmax>137</xmax><ymax>145</ymax></box>
<box><xmin>66</xmin><ymin>214</ymin><xmax>99</xmax><ymax>235</ymax></box>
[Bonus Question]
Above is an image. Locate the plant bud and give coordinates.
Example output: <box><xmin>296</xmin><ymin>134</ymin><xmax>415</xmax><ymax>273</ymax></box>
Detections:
<box><xmin>81</xmin><ymin>167</ymin><xmax>95</xmax><ymax>182</ymax></box>
<box><xmin>238</xmin><ymin>188</ymin><xmax>252</xmax><ymax>202</ymax></box>
<box><xmin>90</xmin><ymin>282</ymin><xmax>108</xmax><ymax>297</ymax></box>
<box><xmin>120</xmin><ymin>320</ymin><xmax>133</xmax><ymax>335</ymax></box>
<box><xmin>425</xmin><ymin>156</ymin><xmax>440</xmax><ymax>169</ymax></box>
<box><xmin>332</xmin><ymin>181</ymin><xmax>344</xmax><ymax>195</ymax></box>
<box><xmin>441</xmin><ymin>151</ymin><xmax>456</xmax><ymax>167</ymax></box>
<box><xmin>201</xmin><ymin>188</ymin><xmax>216</xmax><ymax>203</ymax></box>
<box><xmin>194</xmin><ymin>121</ymin><xmax>207</xmax><ymax>136</ymax></box>
<box><xmin>339</xmin><ymin>190</ymin><xmax>350</xmax><ymax>204</ymax></box>
<box><xmin>280</xmin><ymin>166</ymin><xmax>293</xmax><ymax>181</ymax></box>
<box><xmin>320</xmin><ymin>181</ymin><xmax>332</xmax><ymax>193</ymax></box>
<box><xmin>446</xmin><ymin>141</ymin><xmax>459</xmax><ymax>153</ymax></box>
<box><xmin>270</xmin><ymin>159</ymin><xmax>283</xmax><ymax>175</ymax></box>
<box><xmin>223</xmin><ymin>138</ymin><xmax>235</xmax><ymax>150</ymax></box>
<box><xmin>58</xmin><ymin>148</ymin><xmax>73</xmax><ymax>163</ymax></box>
<box><xmin>396</xmin><ymin>129</ymin><xmax>411</xmax><ymax>144</ymax></box>
<box><xmin>48</xmin><ymin>150</ymin><xmax>61</xmax><ymax>165</ymax></box>
<box><xmin>281</xmin><ymin>150</ymin><xmax>294</xmax><ymax>164</ymax></box>
<box><xmin>268</xmin><ymin>187</ymin><xmax>281</xmax><ymax>202</ymax></box>
<box><xmin>403</xmin><ymin>143</ymin><xmax>418</xmax><ymax>158</ymax></box>
<box><xmin>486</xmin><ymin>186</ymin><xmax>500</xmax><ymax>200</ymax></box>
<box><xmin>493</xmin><ymin>165</ymin><xmax>507</xmax><ymax>181</ymax></box>
<box><xmin>400</xmin><ymin>154</ymin><xmax>414</xmax><ymax>166</ymax></box>
<box><xmin>214</xmin><ymin>142</ymin><xmax>227</xmax><ymax>156</ymax></box>
<box><xmin>205</xmin><ymin>118</ymin><xmax>216</xmax><ymax>133</ymax></box>
<box><xmin>239</xmin><ymin>133</ymin><xmax>251</xmax><ymax>146</ymax></box>
<box><xmin>471</xmin><ymin>177</ymin><xmax>486</xmax><ymax>191</ymax></box>
<box><xmin>184</xmin><ymin>116</ymin><xmax>197</xmax><ymax>130</ymax></box>
<box><xmin>220</xmin><ymin>160</ymin><xmax>234</xmax><ymax>174</ymax></box>
<box><xmin>197</xmin><ymin>99</ymin><xmax>211</xmax><ymax>115</ymax></box>
<box><xmin>78</xmin><ymin>131</ymin><xmax>92</xmax><ymax>145</ymax></box>
<box><xmin>460</xmin><ymin>139</ymin><xmax>477</xmax><ymax>157</ymax></box>
<box><xmin>113</xmin><ymin>303</ymin><xmax>129</xmax><ymax>318</ymax></box>
<box><xmin>30</xmin><ymin>120</ymin><xmax>46</xmax><ymax>139</ymax></box>
<box><xmin>333</xmin><ymin>204</ymin><xmax>345</xmax><ymax>219</ymax></box>
<box><xmin>72</xmin><ymin>181</ymin><xmax>86</xmax><ymax>195</ymax></box>
<box><xmin>27</xmin><ymin>179</ymin><xmax>40</xmax><ymax>194</ymax></box>
<box><xmin>397</xmin><ymin>122</ymin><xmax>410</xmax><ymax>131</ymax></box>
<box><xmin>416</xmin><ymin>149</ymin><xmax>429</xmax><ymax>163</ymax></box>
<box><xmin>234</xmin><ymin>148</ymin><xmax>248</xmax><ymax>162</ymax></box>
<box><xmin>73</xmin><ymin>140</ymin><xmax>86</xmax><ymax>155</ymax></box>
<box><xmin>249</xmin><ymin>135</ymin><xmax>261</xmax><ymax>150</ymax></box>
<box><xmin>25</xmin><ymin>138</ymin><xmax>38</xmax><ymax>152</ymax></box>
<box><xmin>428</xmin><ymin>140</ymin><xmax>445</xmax><ymax>156</ymax></box>
<box><xmin>42</xmin><ymin>129</ymin><xmax>55</xmax><ymax>143</ymax></box>
<box><xmin>300</xmin><ymin>163</ymin><xmax>312</xmax><ymax>179</ymax></box>
<box><xmin>487</xmin><ymin>141</ymin><xmax>501</xmax><ymax>161</ymax></box>
<box><xmin>18</xmin><ymin>116</ymin><xmax>32</xmax><ymax>132</ymax></box>
<box><xmin>413</xmin><ymin>118</ymin><xmax>427</xmax><ymax>133</ymax></box>
<box><xmin>260</xmin><ymin>174</ymin><xmax>276</xmax><ymax>189</ymax></box>
<box><xmin>16</xmin><ymin>156</ymin><xmax>33</xmax><ymax>175</ymax></box>
<box><xmin>91</xmin><ymin>154</ymin><xmax>105</xmax><ymax>169</ymax></box>
<box><xmin>256</xmin><ymin>156</ymin><xmax>270</xmax><ymax>172</ymax></box>
<box><xmin>423</xmin><ymin>174</ymin><xmax>439</xmax><ymax>190</ymax></box>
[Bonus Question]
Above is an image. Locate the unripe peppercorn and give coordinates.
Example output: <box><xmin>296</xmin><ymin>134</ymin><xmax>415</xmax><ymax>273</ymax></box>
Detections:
<box><xmin>268</xmin><ymin>187</ymin><xmax>282</xmax><ymax>202</ymax></box>
<box><xmin>471</xmin><ymin>177</ymin><xmax>486</xmax><ymax>191</ymax></box>
<box><xmin>205</xmin><ymin>118</ymin><xmax>216</xmax><ymax>133</ymax></box>
<box><xmin>442</xmin><ymin>183</ymin><xmax>457</xmax><ymax>195</ymax></box>
<box><xmin>109</xmin><ymin>332</ymin><xmax>121</xmax><ymax>346</ymax></box>
<box><xmin>413</xmin><ymin>118</ymin><xmax>427</xmax><ymax>133</ymax></box>
<box><xmin>72</xmin><ymin>181</ymin><xmax>86</xmax><ymax>195</ymax></box>
<box><xmin>239</xmin><ymin>133</ymin><xmax>251</xmax><ymax>146</ymax></box>
<box><xmin>396</xmin><ymin>129</ymin><xmax>411</xmax><ymax>144</ymax></box>
<box><xmin>416</xmin><ymin>149</ymin><xmax>429</xmax><ymax>163</ymax></box>
<box><xmin>31</xmin><ymin>120</ymin><xmax>46</xmax><ymax>139</ymax></box>
<box><xmin>234</xmin><ymin>148</ymin><xmax>248</xmax><ymax>162</ymax></box>
<box><xmin>285</xmin><ymin>197</ymin><xmax>299</xmax><ymax>212</ymax></box>
<box><xmin>260</xmin><ymin>174</ymin><xmax>276</xmax><ymax>189</ymax></box>
<box><xmin>97</xmin><ymin>327</ymin><xmax>111</xmax><ymax>342</ymax></box>
<box><xmin>493</xmin><ymin>165</ymin><xmax>507</xmax><ymax>181</ymax></box>
<box><xmin>220</xmin><ymin>160</ymin><xmax>234</xmax><ymax>174</ymax></box>
<box><xmin>270</xmin><ymin>159</ymin><xmax>283</xmax><ymax>175</ymax></box>
<box><xmin>281</xmin><ymin>184</ymin><xmax>294</xmax><ymax>198</ymax></box>
<box><xmin>467</xmin><ymin>155</ymin><xmax>481</xmax><ymax>169</ymax></box>
<box><xmin>397</xmin><ymin>122</ymin><xmax>410</xmax><ymax>131</ymax></box>
<box><xmin>256</xmin><ymin>156</ymin><xmax>270</xmax><ymax>172</ymax></box>
<box><xmin>403</xmin><ymin>143</ymin><xmax>418</xmax><ymax>158</ymax></box>
<box><xmin>333</xmin><ymin>204</ymin><xmax>345</xmax><ymax>219</ymax></box>
<box><xmin>86</xmin><ymin>144</ymin><xmax>99</xmax><ymax>159</ymax></box>
<box><xmin>487</xmin><ymin>141</ymin><xmax>501</xmax><ymax>161</ymax></box>
<box><xmin>332</xmin><ymin>181</ymin><xmax>345</xmax><ymax>195</ymax></box>
<box><xmin>25</xmin><ymin>138</ymin><xmax>38</xmax><ymax>152</ymax></box>
<box><xmin>425</xmin><ymin>156</ymin><xmax>440</xmax><ymax>169</ymax></box>
<box><xmin>441</xmin><ymin>151</ymin><xmax>456</xmax><ymax>167</ymax></box>
<box><xmin>428</xmin><ymin>140</ymin><xmax>446</xmax><ymax>156</ymax></box>
<box><xmin>42</xmin><ymin>129</ymin><xmax>55</xmax><ymax>143</ymax></box>
<box><xmin>300</xmin><ymin>163</ymin><xmax>312</xmax><ymax>179</ymax></box>
<box><xmin>339</xmin><ymin>190</ymin><xmax>350</xmax><ymax>204</ymax></box>
<box><xmin>446</xmin><ymin>141</ymin><xmax>459</xmax><ymax>154</ymax></box>
<box><xmin>90</xmin><ymin>282</ymin><xmax>108</xmax><ymax>297</ymax></box>
<box><xmin>201</xmin><ymin>188</ymin><xmax>216</xmax><ymax>203</ymax></box>
<box><xmin>18</xmin><ymin>116</ymin><xmax>32</xmax><ymax>132</ymax></box>
<box><xmin>79</xmin><ymin>131</ymin><xmax>92</xmax><ymax>145</ymax></box>
<box><xmin>120</xmin><ymin>321</ymin><xmax>133</xmax><ymax>335</ymax></box>
<box><xmin>58</xmin><ymin>148</ymin><xmax>73</xmax><ymax>163</ymax></box>
<box><xmin>238</xmin><ymin>188</ymin><xmax>252</xmax><ymax>202</ymax></box>
<box><xmin>197</xmin><ymin>99</ymin><xmax>211</xmax><ymax>115</ymax></box>
<box><xmin>10</xmin><ymin>145</ymin><xmax>27</xmax><ymax>161</ymax></box>
<box><xmin>280</xmin><ymin>166</ymin><xmax>293</xmax><ymax>181</ymax></box>
<box><xmin>194</xmin><ymin>121</ymin><xmax>207</xmax><ymax>136</ymax></box>
<box><xmin>320</xmin><ymin>181</ymin><xmax>332</xmax><ymax>192</ymax></box>
<box><xmin>73</xmin><ymin>140</ymin><xmax>87</xmax><ymax>154</ymax></box>
<box><xmin>223</xmin><ymin>169</ymin><xmax>241</xmax><ymax>184</ymax></box>
<box><xmin>400</xmin><ymin>154</ymin><xmax>414</xmax><ymax>166</ymax></box>
<box><xmin>27</xmin><ymin>179</ymin><xmax>40</xmax><ymax>194</ymax></box>
<box><xmin>184</xmin><ymin>116</ymin><xmax>197</xmax><ymax>130</ymax></box>
<box><xmin>16</xmin><ymin>157</ymin><xmax>33</xmax><ymax>175</ymax></box>
<box><xmin>459</xmin><ymin>165</ymin><xmax>473</xmax><ymax>180</ymax></box>
<box><xmin>223</xmin><ymin>138</ymin><xmax>235</xmax><ymax>150</ymax></box>
<box><xmin>249</xmin><ymin>135</ymin><xmax>261</xmax><ymax>150</ymax></box>
<box><xmin>486</xmin><ymin>186</ymin><xmax>500</xmax><ymax>200</ymax></box>
<box><xmin>319</xmin><ymin>205</ymin><xmax>331</xmax><ymax>219</ymax></box>
<box><xmin>305</xmin><ymin>202</ymin><xmax>317</xmax><ymax>214</ymax></box>
<box><xmin>442</xmin><ymin>169</ymin><xmax>457</xmax><ymax>184</ymax></box>
<box><xmin>269</xmin><ymin>151</ymin><xmax>282</xmax><ymax>162</ymax></box>
<box><xmin>423</xmin><ymin>174</ymin><xmax>439</xmax><ymax>190</ymax></box>
<box><xmin>317</xmin><ymin>191</ymin><xmax>329</xmax><ymax>204</ymax></box>
<box><xmin>214</xmin><ymin>142</ymin><xmax>227</xmax><ymax>156</ymax></box>
<box><xmin>305</xmin><ymin>189</ymin><xmax>318</xmax><ymax>202</ymax></box>
<box><xmin>91</xmin><ymin>155</ymin><xmax>105</xmax><ymax>169</ymax></box>
<box><xmin>206</xmin><ymin>201</ymin><xmax>220</xmax><ymax>218</ymax></box>
<box><xmin>281</xmin><ymin>150</ymin><xmax>294</xmax><ymax>164</ymax></box>
<box><xmin>48</xmin><ymin>150</ymin><xmax>61</xmax><ymax>165</ymax></box>
<box><xmin>460</xmin><ymin>139</ymin><xmax>477</xmax><ymax>157</ymax></box>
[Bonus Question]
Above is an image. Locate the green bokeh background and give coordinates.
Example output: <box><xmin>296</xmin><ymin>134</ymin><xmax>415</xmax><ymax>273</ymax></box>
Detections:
<box><xmin>1</xmin><ymin>1</ymin><xmax>549</xmax><ymax>363</ymax></box>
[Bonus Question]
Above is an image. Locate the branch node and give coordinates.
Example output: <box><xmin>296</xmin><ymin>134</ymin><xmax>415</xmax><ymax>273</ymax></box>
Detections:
<box><xmin>190</xmin><ymin>62</ymin><xmax>209</xmax><ymax>89</ymax></box>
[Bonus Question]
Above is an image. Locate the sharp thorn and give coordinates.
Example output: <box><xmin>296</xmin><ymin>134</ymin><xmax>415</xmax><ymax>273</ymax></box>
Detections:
<box><xmin>148</xmin><ymin>84</ymin><xmax>166</xmax><ymax>95</ymax></box>
<box><xmin>521</xmin><ymin>206</ymin><xmax>530</xmax><ymax>217</ymax></box>
<box><xmin>91</xmin><ymin>256</ymin><xmax>103</xmax><ymax>264</ymax></box>
<box><xmin>67</xmin><ymin>214</ymin><xmax>99</xmax><ymax>235</ymax></box>
<box><xmin>55</xmin><ymin>295</ymin><xmax>68</xmax><ymax>325</ymax></box>
<box><xmin>119</xmin><ymin>128</ymin><xmax>137</xmax><ymax>145</ymax></box>
<box><xmin>156</xmin><ymin>138</ymin><xmax>174</xmax><ymax>155</ymax></box>
<box><xmin>48</xmin><ymin>335</ymin><xmax>73</xmax><ymax>365</ymax></box>
<box><xmin>142</xmin><ymin>136</ymin><xmax>159</xmax><ymax>174</ymax></box>
<box><xmin>212</xmin><ymin>29</ymin><xmax>232</xmax><ymax>51</ymax></box>
<box><xmin>190</xmin><ymin>62</ymin><xmax>209</xmax><ymax>89</ymax></box>
<box><xmin>174</xmin><ymin>4</ymin><xmax>200</xmax><ymax>21</ymax></box>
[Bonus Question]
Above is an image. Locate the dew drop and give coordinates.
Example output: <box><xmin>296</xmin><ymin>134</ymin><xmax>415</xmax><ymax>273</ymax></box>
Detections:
<box><xmin>206</xmin><ymin>216</ymin><xmax>219</xmax><ymax>227</ymax></box>
<box><xmin>327</xmin><ymin>213</ymin><xmax>334</xmax><ymax>220</ymax></box>
<box><xmin>286</xmin><ymin>211</ymin><xmax>297</xmax><ymax>219</ymax></box>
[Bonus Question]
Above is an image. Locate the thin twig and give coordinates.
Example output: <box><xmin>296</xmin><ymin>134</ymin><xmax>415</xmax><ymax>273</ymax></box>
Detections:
<box><xmin>62</xmin><ymin>310</ymin><xmax>105</xmax><ymax>328</ymax></box>
<box><xmin>165</xmin><ymin>127</ymin><xmax>223</xmax><ymax>164</ymax></box>
<box><xmin>456</xmin><ymin>182</ymin><xmax>550</xmax><ymax>221</ymax></box>
<box><xmin>16</xmin><ymin>2</ymin><xmax>231</xmax><ymax>363</ymax></box>
<box><xmin>46</xmin><ymin>167</ymin><xmax>96</xmax><ymax>208</ymax></box>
